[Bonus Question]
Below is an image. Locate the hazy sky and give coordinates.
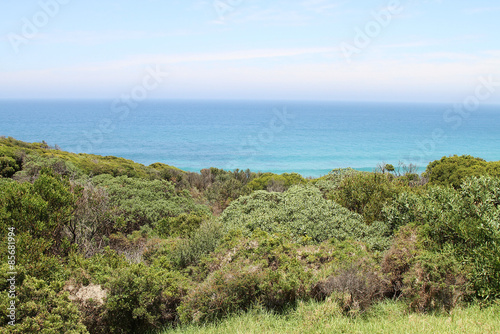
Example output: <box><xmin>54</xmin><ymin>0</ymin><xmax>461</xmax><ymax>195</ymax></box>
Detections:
<box><xmin>1</xmin><ymin>0</ymin><xmax>499</xmax><ymax>102</ymax></box>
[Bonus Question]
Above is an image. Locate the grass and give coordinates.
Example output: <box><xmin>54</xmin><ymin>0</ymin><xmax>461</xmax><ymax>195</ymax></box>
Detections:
<box><xmin>160</xmin><ymin>300</ymin><xmax>500</xmax><ymax>334</ymax></box>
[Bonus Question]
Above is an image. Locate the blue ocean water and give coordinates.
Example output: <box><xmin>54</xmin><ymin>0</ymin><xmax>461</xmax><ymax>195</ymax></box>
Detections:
<box><xmin>1</xmin><ymin>99</ymin><xmax>499</xmax><ymax>177</ymax></box>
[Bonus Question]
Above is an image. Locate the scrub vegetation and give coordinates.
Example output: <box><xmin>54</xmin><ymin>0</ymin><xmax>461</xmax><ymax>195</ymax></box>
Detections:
<box><xmin>1</xmin><ymin>136</ymin><xmax>500</xmax><ymax>334</ymax></box>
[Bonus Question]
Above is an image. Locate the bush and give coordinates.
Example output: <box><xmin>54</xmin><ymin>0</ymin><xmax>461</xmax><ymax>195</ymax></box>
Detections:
<box><xmin>178</xmin><ymin>232</ymin><xmax>312</xmax><ymax>324</ymax></box>
<box><xmin>92</xmin><ymin>174</ymin><xmax>211</xmax><ymax>231</ymax></box>
<box><xmin>0</xmin><ymin>156</ymin><xmax>19</xmax><ymax>178</ymax></box>
<box><xmin>402</xmin><ymin>251</ymin><xmax>467</xmax><ymax>312</ymax></box>
<box><xmin>312</xmin><ymin>266</ymin><xmax>389</xmax><ymax>315</ymax></box>
<box><xmin>424</xmin><ymin>155</ymin><xmax>500</xmax><ymax>188</ymax></box>
<box><xmin>245</xmin><ymin>172</ymin><xmax>307</xmax><ymax>192</ymax></box>
<box><xmin>384</xmin><ymin>176</ymin><xmax>500</xmax><ymax>300</ymax></box>
<box><xmin>155</xmin><ymin>213</ymin><xmax>209</xmax><ymax>238</ymax></box>
<box><xmin>170</xmin><ymin>220</ymin><xmax>224</xmax><ymax>269</ymax></box>
<box><xmin>219</xmin><ymin>185</ymin><xmax>391</xmax><ymax>250</ymax></box>
<box><xmin>103</xmin><ymin>264</ymin><xmax>190</xmax><ymax>333</ymax></box>
<box><xmin>381</xmin><ymin>226</ymin><xmax>468</xmax><ymax>312</ymax></box>
<box><xmin>0</xmin><ymin>267</ymin><xmax>88</xmax><ymax>334</ymax></box>
<box><xmin>330</xmin><ymin>172</ymin><xmax>408</xmax><ymax>224</ymax></box>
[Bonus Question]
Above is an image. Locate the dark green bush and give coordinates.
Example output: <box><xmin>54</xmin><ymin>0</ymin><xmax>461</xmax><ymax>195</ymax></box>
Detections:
<box><xmin>155</xmin><ymin>212</ymin><xmax>208</xmax><ymax>238</ymax></box>
<box><xmin>0</xmin><ymin>266</ymin><xmax>88</xmax><ymax>334</ymax></box>
<box><xmin>424</xmin><ymin>155</ymin><xmax>500</xmax><ymax>188</ymax></box>
<box><xmin>384</xmin><ymin>177</ymin><xmax>500</xmax><ymax>300</ymax></box>
<box><xmin>103</xmin><ymin>263</ymin><xmax>190</xmax><ymax>333</ymax></box>
<box><xmin>381</xmin><ymin>226</ymin><xmax>468</xmax><ymax>312</ymax></box>
<box><xmin>330</xmin><ymin>172</ymin><xmax>408</xmax><ymax>224</ymax></box>
<box><xmin>0</xmin><ymin>156</ymin><xmax>19</xmax><ymax>178</ymax></box>
<box><xmin>245</xmin><ymin>172</ymin><xmax>307</xmax><ymax>192</ymax></box>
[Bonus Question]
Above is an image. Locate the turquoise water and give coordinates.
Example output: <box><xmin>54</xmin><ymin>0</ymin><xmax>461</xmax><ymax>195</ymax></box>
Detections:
<box><xmin>1</xmin><ymin>99</ymin><xmax>499</xmax><ymax>177</ymax></box>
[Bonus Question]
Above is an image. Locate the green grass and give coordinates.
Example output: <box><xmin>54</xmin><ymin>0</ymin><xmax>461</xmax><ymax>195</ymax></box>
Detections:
<box><xmin>160</xmin><ymin>300</ymin><xmax>500</xmax><ymax>334</ymax></box>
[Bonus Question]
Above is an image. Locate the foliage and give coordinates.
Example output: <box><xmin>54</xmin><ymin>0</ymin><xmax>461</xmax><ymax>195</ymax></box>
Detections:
<box><xmin>385</xmin><ymin>177</ymin><xmax>500</xmax><ymax>300</ymax></box>
<box><xmin>219</xmin><ymin>185</ymin><xmax>391</xmax><ymax>250</ymax></box>
<box><xmin>0</xmin><ymin>171</ymin><xmax>76</xmax><ymax>279</ymax></box>
<box><xmin>424</xmin><ymin>155</ymin><xmax>500</xmax><ymax>188</ymax></box>
<box><xmin>92</xmin><ymin>174</ymin><xmax>211</xmax><ymax>231</ymax></box>
<box><xmin>381</xmin><ymin>226</ymin><xmax>468</xmax><ymax>312</ymax></box>
<box><xmin>0</xmin><ymin>267</ymin><xmax>88</xmax><ymax>334</ymax></box>
<box><xmin>0</xmin><ymin>156</ymin><xmax>20</xmax><ymax>178</ymax></box>
<box><xmin>245</xmin><ymin>172</ymin><xmax>307</xmax><ymax>192</ymax></box>
<box><xmin>103</xmin><ymin>263</ymin><xmax>190</xmax><ymax>333</ymax></box>
<box><xmin>330</xmin><ymin>172</ymin><xmax>409</xmax><ymax>224</ymax></box>
<box><xmin>0</xmin><ymin>136</ymin><xmax>156</xmax><ymax>179</ymax></box>
<box><xmin>178</xmin><ymin>232</ymin><xmax>313</xmax><ymax>324</ymax></box>
<box><xmin>155</xmin><ymin>212</ymin><xmax>209</xmax><ymax>238</ymax></box>
<box><xmin>170</xmin><ymin>220</ymin><xmax>224</xmax><ymax>269</ymax></box>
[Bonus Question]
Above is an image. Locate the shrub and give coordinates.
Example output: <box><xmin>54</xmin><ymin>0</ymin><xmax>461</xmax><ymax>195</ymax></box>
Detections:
<box><xmin>170</xmin><ymin>220</ymin><xmax>224</xmax><ymax>269</ymax></box>
<box><xmin>245</xmin><ymin>172</ymin><xmax>307</xmax><ymax>192</ymax></box>
<box><xmin>312</xmin><ymin>266</ymin><xmax>389</xmax><ymax>315</ymax></box>
<box><xmin>402</xmin><ymin>251</ymin><xmax>467</xmax><ymax>312</ymax></box>
<box><xmin>0</xmin><ymin>156</ymin><xmax>19</xmax><ymax>178</ymax></box>
<box><xmin>178</xmin><ymin>232</ymin><xmax>312</xmax><ymax>324</ymax></box>
<box><xmin>103</xmin><ymin>264</ymin><xmax>190</xmax><ymax>333</ymax></box>
<box><xmin>155</xmin><ymin>212</ymin><xmax>208</xmax><ymax>238</ymax></box>
<box><xmin>92</xmin><ymin>174</ymin><xmax>211</xmax><ymax>231</ymax></box>
<box><xmin>330</xmin><ymin>172</ymin><xmax>408</xmax><ymax>224</ymax></box>
<box><xmin>0</xmin><ymin>267</ymin><xmax>88</xmax><ymax>333</ymax></box>
<box><xmin>385</xmin><ymin>176</ymin><xmax>500</xmax><ymax>300</ymax></box>
<box><xmin>219</xmin><ymin>185</ymin><xmax>391</xmax><ymax>250</ymax></box>
<box><xmin>424</xmin><ymin>155</ymin><xmax>500</xmax><ymax>188</ymax></box>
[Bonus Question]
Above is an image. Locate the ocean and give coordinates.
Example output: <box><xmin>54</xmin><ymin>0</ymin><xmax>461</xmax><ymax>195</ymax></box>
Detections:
<box><xmin>1</xmin><ymin>99</ymin><xmax>499</xmax><ymax>177</ymax></box>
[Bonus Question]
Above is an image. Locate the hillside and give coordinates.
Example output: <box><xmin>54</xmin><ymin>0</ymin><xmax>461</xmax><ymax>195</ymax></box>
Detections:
<box><xmin>1</xmin><ymin>137</ymin><xmax>499</xmax><ymax>334</ymax></box>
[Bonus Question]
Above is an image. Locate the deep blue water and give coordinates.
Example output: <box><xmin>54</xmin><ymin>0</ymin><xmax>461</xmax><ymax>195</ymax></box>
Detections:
<box><xmin>1</xmin><ymin>99</ymin><xmax>499</xmax><ymax>177</ymax></box>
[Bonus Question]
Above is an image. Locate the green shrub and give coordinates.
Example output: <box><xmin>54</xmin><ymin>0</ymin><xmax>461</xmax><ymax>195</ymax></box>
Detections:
<box><xmin>103</xmin><ymin>263</ymin><xmax>190</xmax><ymax>333</ymax></box>
<box><xmin>219</xmin><ymin>185</ymin><xmax>391</xmax><ymax>250</ymax></box>
<box><xmin>245</xmin><ymin>172</ymin><xmax>307</xmax><ymax>192</ymax></box>
<box><xmin>179</xmin><ymin>232</ymin><xmax>312</xmax><ymax>324</ymax></box>
<box><xmin>384</xmin><ymin>177</ymin><xmax>500</xmax><ymax>300</ymax></box>
<box><xmin>0</xmin><ymin>156</ymin><xmax>20</xmax><ymax>178</ymax></box>
<box><xmin>0</xmin><ymin>267</ymin><xmax>88</xmax><ymax>334</ymax></box>
<box><xmin>92</xmin><ymin>174</ymin><xmax>211</xmax><ymax>231</ymax></box>
<box><xmin>170</xmin><ymin>220</ymin><xmax>224</xmax><ymax>269</ymax></box>
<box><xmin>330</xmin><ymin>172</ymin><xmax>408</xmax><ymax>224</ymax></box>
<box><xmin>381</xmin><ymin>226</ymin><xmax>468</xmax><ymax>312</ymax></box>
<box><xmin>0</xmin><ymin>172</ymin><xmax>76</xmax><ymax>279</ymax></box>
<box><xmin>424</xmin><ymin>155</ymin><xmax>500</xmax><ymax>188</ymax></box>
<box><xmin>155</xmin><ymin>213</ymin><xmax>209</xmax><ymax>238</ymax></box>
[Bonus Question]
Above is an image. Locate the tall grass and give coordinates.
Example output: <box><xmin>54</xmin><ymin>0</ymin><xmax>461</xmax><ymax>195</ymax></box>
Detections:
<box><xmin>160</xmin><ymin>300</ymin><xmax>500</xmax><ymax>334</ymax></box>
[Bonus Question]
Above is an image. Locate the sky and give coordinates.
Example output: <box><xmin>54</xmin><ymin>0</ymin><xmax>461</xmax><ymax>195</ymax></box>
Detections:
<box><xmin>1</xmin><ymin>0</ymin><xmax>500</xmax><ymax>103</ymax></box>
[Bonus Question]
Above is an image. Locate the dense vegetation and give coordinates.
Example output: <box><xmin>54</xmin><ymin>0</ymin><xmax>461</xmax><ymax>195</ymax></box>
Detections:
<box><xmin>1</xmin><ymin>136</ymin><xmax>499</xmax><ymax>333</ymax></box>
